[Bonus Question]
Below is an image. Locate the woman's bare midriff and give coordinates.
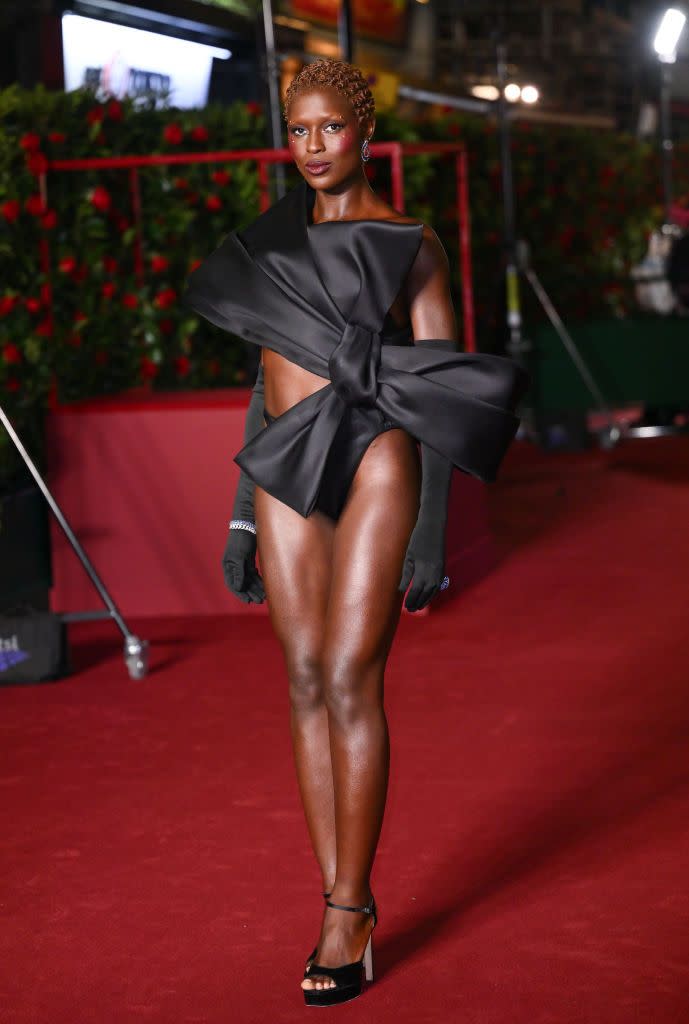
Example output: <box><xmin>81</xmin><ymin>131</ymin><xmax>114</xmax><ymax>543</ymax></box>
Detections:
<box><xmin>261</xmin><ymin>348</ymin><xmax>331</xmax><ymax>419</ymax></box>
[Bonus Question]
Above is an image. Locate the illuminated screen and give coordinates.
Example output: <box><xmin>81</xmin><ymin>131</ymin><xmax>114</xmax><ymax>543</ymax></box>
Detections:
<box><xmin>62</xmin><ymin>13</ymin><xmax>231</xmax><ymax>108</ymax></box>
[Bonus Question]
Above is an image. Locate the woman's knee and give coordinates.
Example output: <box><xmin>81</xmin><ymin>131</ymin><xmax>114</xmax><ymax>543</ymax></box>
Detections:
<box><xmin>322</xmin><ymin>652</ymin><xmax>382</xmax><ymax>725</ymax></box>
<box><xmin>286</xmin><ymin>649</ymin><xmax>325</xmax><ymax>712</ymax></box>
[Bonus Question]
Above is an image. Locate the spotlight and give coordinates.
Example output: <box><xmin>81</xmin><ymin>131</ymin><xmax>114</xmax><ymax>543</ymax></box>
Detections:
<box><xmin>521</xmin><ymin>84</ymin><xmax>539</xmax><ymax>105</ymax></box>
<box><xmin>471</xmin><ymin>84</ymin><xmax>500</xmax><ymax>101</ymax></box>
<box><xmin>504</xmin><ymin>82</ymin><xmax>521</xmax><ymax>102</ymax></box>
<box><xmin>653</xmin><ymin>7</ymin><xmax>686</xmax><ymax>62</ymax></box>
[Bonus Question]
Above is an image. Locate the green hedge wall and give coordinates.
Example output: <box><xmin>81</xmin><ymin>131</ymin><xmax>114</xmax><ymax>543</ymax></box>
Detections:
<box><xmin>1</xmin><ymin>84</ymin><xmax>686</xmax><ymax>487</ymax></box>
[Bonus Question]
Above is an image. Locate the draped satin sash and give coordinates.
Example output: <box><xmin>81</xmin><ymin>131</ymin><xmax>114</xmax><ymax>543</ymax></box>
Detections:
<box><xmin>183</xmin><ymin>178</ymin><xmax>531</xmax><ymax>518</ymax></box>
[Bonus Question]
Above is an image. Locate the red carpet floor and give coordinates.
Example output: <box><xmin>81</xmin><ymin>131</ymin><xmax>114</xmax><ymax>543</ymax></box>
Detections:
<box><xmin>1</xmin><ymin>436</ymin><xmax>688</xmax><ymax>1023</ymax></box>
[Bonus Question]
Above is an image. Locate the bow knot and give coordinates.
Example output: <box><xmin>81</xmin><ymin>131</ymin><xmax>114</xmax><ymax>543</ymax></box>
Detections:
<box><xmin>328</xmin><ymin>322</ymin><xmax>382</xmax><ymax>408</ymax></box>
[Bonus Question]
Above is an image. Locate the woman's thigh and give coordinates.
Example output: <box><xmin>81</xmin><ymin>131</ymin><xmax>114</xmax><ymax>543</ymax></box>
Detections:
<box><xmin>322</xmin><ymin>428</ymin><xmax>422</xmax><ymax>693</ymax></box>
<box><xmin>254</xmin><ymin>484</ymin><xmax>335</xmax><ymax>682</ymax></box>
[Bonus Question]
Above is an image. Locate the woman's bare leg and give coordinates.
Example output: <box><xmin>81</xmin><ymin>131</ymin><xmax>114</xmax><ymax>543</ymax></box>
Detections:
<box><xmin>301</xmin><ymin>428</ymin><xmax>421</xmax><ymax>990</ymax></box>
<box><xmin>254</xmin><ymin>485</ymin><xmax>337</xmax><ymax>894</ymax></box>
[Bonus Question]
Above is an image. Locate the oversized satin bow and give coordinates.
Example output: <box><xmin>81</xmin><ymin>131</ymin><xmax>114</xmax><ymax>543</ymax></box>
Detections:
<box><xmin>183</xmin><ymin>178</ymin><xmax>531</xmax><ymax>518</ymax></box>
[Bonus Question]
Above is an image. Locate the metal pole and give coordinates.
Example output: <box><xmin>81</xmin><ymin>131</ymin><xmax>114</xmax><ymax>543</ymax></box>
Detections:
<box><xmin>261</xmin><ymin>0</ymin><xmax>286</xmax><ymax>200</ymax></box>
<box><xmin>659</xmin><ymin>60</ymin><xmax>674</xmax><ymax>224</ymax></box>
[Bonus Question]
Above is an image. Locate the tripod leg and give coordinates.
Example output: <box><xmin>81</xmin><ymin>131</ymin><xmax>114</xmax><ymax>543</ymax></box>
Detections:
<box><xmin>0</xmin><ymin>405</ymin><xmax>148</xmax><ymax>676</ymax></box>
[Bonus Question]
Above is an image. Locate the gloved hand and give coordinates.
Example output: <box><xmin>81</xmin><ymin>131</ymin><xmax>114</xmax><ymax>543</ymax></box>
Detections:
<box><xmin>398</xmin><ymin>339</ymin><xmax>456</xmax><ymax>612</ymax></box>
<box><xmin>223</xmin><ymin>360</ymin><xmax>266</xmax><ymax>604</ymax></box>
<box><xmin>222</xmin><ymin>527</ymin><xmax>266</xmax><ymax>603</ymax></box>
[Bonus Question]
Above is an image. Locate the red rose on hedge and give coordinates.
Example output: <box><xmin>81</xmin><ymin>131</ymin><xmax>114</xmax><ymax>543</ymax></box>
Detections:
<box><xmin>59</xmin><ymin>255</ymin><xmax>77</xmax><ymax>274</ymax></box>
<box><xmin>27</xmin><ymin>151</ymin><xmax>48</xmax><ymax>176</ymax></box>
<box><xmin>36</xmin><ymin>319</ymin><xmax>52</xmax><ymax>337</ymax></box>
<box><xmin>87</xmin><ymin>106</ymin><xmax>105</xmax><ymax>125</ymax></box>
<box><xmin>189</xmin><ymin>259</ymin><xmax>201</xmax><ymax>273</ymax></box>
<box><xmin>90</xmin><ymin>186</ymin><xmax>111</xmax><ymax>213</ymax></box>
<box><xmin>48</xmin><ymin>132</ymin><xmax>66</xmax><ymax>144</ymax></box>
<box><xmin>25</xmin><ymin>194</ymin><xmax>44</xmax><ymax>216</ymax></box>
<box><xmin>173</xmin><ymin>177</ymin><xmax>190</xmax><ymax>190</ymax></box>
<box><xmin>163</xmin><ymin>123</ymin><xmax>184</xmax><ymax>145</ymax></box>
<box><xmin>107</xmin><ymin>100</ymin><xmax>123</xmax><ymax>121</ymax></box>
<box><xmin>103</xmin><ymin>255</ymin><xmax>118</xmax><ymax>273</ymax></box>
<box><xmin>0</xmin><ymin>295</ymin><xmax>18</xmax><ymax>316</ymax></box>
<box><xmin>5</xmin><ymin>378</ymin><xmax>20</xmax><ymax>393</ymax></box>
<box><xmin>3</xmin><ymin>343</ymin><xmax>22</xmax><ymax>365</ymax></box>
<box><xmin>41</xmin><ymin>209</ymin><xmax>57</xmax><ymax>230</ymax></box>
<box><xmin>205</xmin><ymin>195</ymin><xmax>222</xmax><ymax>212</ymax></box>
<box><xmin>174</xmin><ymin>355</ymin><xmax>191</xmax><ymax>378</ymax></box>
<box><xmin>191</xmin><ymin>125</ymin><xmax>208</xmax><ymax>142</ymax></box>
<box><xmin>19</xmin><ymin>133</ymin><xmax>41</xmax><ymax>151</ymax></box>
<box><xmin>74</xmin><ymin>310</ymin><xmax>88</xmax><ymax>324</ymax></box>
<box><xmin>211</xmin><ymin>169</ymin><xmax>231</xmax><ymax>186</ymax></box>
<box><xmin>102</xmin><ymin>282</ymin><xmax>116</xmax><ymax>299</ymax></box>
<box><xmin>159</xmin><ymin>318</ymin><xmax>174</xmax><ymax>335</ymax></box>
<box><xmin>154</xmin><ymin>287</ymin><xmax>176</xmax><ymax>309</ymax></box>
<box><xmin>122</xmin><ymin>293</ymin><xmax>139</xmax><ymax>309</ymax></box>
<box><xmin>2</xmin><ymin>199</ymin><xmax>21</xmax><ymax>222</ymax></box>
<box><xmin>140</xmin><ymin>356</ymin><xmax>159</xmax><ymax>379</ymax></box>
<box><xmin>25</xmin><ymin>297</ymin><xmax>41</xmax><ymax>314</ymax></box>
<box><xmin>151</xmin><ymin>255</ymin><xmax>169</xmax><ymax>274</ymax></box>
<box><xmin>66</xmin><ymin>333</ymin><xmax>82</xmax><ymax>348</ymax></box>
<box><xmin>246</xmin><ymin>101</ymin><xmax>261</xmax><ymax>116</ymax></box>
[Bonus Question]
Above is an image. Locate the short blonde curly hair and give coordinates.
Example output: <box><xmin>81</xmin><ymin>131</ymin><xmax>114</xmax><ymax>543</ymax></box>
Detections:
<box><xmin>283</xmin><ymin>58</ymin><xmax>375</xmax><ymax>133</ymax></box>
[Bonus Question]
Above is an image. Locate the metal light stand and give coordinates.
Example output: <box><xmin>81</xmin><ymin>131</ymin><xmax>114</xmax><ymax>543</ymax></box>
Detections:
<box><xmin>0</xmin><ymin>405</ymin><xmax>149</xmax><ymax>679</ymax></box>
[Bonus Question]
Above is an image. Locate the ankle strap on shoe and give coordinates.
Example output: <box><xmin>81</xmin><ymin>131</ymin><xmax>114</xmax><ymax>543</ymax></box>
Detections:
<box><xmin>326</xmin><ymin>894</ymin><xmax>376</xmax><ymax>916</ymax></box>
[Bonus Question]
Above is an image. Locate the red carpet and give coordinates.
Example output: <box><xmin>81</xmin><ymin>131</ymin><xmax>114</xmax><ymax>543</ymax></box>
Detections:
<box><xmin>2</xmin><ymin>436</ymin><xmax>688</xmax><ymax>1023</ymax></box>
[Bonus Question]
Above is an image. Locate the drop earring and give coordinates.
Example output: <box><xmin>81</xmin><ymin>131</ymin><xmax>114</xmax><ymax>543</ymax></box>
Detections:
<box><xmin>361</xmin><ymin>136</ymin><xmax>371</xmax><ymax>163</ymax></box>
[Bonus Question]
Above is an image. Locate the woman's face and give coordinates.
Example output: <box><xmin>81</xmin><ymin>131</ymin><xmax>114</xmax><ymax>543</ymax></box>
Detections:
<box><xmin>286</xmin><ymin>86</ymin><xmax>371</xmax><ymax>189</ymax></box>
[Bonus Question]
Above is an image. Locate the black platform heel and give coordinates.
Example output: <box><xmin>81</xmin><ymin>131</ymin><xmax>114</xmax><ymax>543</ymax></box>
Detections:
<box><xmin>302</xmin><ymin>893</ymin><xmax>377</xmax><ymax>1006</ymax></box>
<box><xmin>303</xmin><ymin>890</ymin><xmax>332</xmax><ymax>976</ymax></box>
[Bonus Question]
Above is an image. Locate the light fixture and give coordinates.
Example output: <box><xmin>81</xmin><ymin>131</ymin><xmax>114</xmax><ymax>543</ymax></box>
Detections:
<box><xmin>504</xmin><ymin>82</ymin><xmax>521</xmax><ymax>102</ymax></box>
<box><xmin>520</xmin><ymin>84</ymin><xmax>539</xmax><ymax>105</ymax></box>
<box><xmin>653</xmin><ymin>7</ymin><xmax>686</xmax><ymax>62</ymax></box>
<box><xmin>471</xmin><ymin>84</ymin><xmax>500</xmax><ymax>101</ymax></box>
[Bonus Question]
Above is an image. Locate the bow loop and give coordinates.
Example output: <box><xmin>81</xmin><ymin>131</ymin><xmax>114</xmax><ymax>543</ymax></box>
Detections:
<box><xmin>328</xmin><ymin>322</ymin><xmax>381</xmax><ymax>408</ymax></box>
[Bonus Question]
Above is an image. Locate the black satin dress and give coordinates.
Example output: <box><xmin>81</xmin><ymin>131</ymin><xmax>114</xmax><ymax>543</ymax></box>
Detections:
<box><xmin>183</xmin><ymin>178</ymin><xmax>530</xmax><ymax>521</ymax></box>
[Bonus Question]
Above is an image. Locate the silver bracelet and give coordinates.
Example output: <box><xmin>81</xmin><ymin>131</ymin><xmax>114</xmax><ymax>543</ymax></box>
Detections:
<box><xmin>229</xmin><ymin>519</ymin><xmax>256</xmax><ymax>534</ymax></box>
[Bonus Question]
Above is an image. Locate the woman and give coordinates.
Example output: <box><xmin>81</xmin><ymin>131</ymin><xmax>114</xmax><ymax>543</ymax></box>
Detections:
<box><xmin>184</xmin><ymin>59</ymin><xmax>528</xmax><ymax>1007</ymax></box>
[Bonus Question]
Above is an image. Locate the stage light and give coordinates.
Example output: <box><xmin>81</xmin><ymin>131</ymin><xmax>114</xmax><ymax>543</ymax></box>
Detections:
<box><xmin>521</xmin><ymin>85</ymin><xmax>539</xmax><ymax>104</ymax></box>
<box><xmin>504</xmin><ymin>83</ymin><xmax>521</xmax><ymax>102</ymax></box>
<box><xmin>471</xmin><ymin>84</ymin><xmax>500</xmax><ymax>101</ymax></box>
<box><xmin>653</xmin><ymin>8</ymin><xmax>686</xmax><ymax>62</ymax></box>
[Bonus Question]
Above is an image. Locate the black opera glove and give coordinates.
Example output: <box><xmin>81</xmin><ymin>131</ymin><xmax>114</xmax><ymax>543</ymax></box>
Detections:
<box><xmin>398</xmin><ymin>339</ymin><xmax>457</xmax><ymax>612</ymax></box>
<box><xmin>223</xmin><ymin>362</ymin><xmax>266</xmax><ymax>604</ymax></box>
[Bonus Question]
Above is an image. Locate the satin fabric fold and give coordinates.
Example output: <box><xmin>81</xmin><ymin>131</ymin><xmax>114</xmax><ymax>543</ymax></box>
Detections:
<box><xmin>183</xmin><ymin>177</ymin><xmax>531</xmax><ymax>519</ymax></box>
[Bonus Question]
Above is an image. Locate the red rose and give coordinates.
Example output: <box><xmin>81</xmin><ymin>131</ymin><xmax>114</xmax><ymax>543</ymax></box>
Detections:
<box><xmin>41</xmin><ymin>209</ymin><xmax>57</xmax><ymax>230</ymax></box>
<box><xmin>173</xmin><ymin>177</ymin><xmax>190</xmax><ymax>190</ymax></box>
<box><xmin>5</xmin><ymin>377</ymin><xmax>20</xmax><ymax>393</ymax></box>
<box><xmin>447</xmin><ymin>123</ymin><xmax>461</xmax><ymax>138</ymax></box>
<box><xmin>122</xmin><ymin>293</ymin><xmax>139</xmax><ymax>309</ymax></box>
<box><xmin>90</xmin><ymin>186</ymin><xmax>111</xmax><ymax>213</ymax></box>
<box><xmin>40</xmin><ymin>283</ymin><xmax>51</xmax><ymax>306</ymax></box>
<box><xmin>102</xmin><ymin>282</ymin><xmax>116</xmax><ymax>299</ymax></box>
<box><xmin>159</xmin><ymin>318</ymin><xmax>174</xmax><ymax>335</ymax></box>
<box><xmin>211</xmin><ymin>169</ymin><xmax>231</xmax><ymax>186</ymax></box>
<box><xmin>205</xmin><ymin>195</ymin><xmax>222</xmax><ymax>212</ymax></box>
<box><xmin>208</xmin><ymin>358</ymin><xmax>221</xmax><ymax>377</ymax></box>
<box><xmin>73</xmin><ymin>310</ymin><xmax>88</xmax><ymax>324</ymax></box>
<box><xmin>107</xmin><ymin>99</ymin><xmax>123</xmax><ymax>121</ymax></box>
<box><xmin>48</xmin><ymin>132</ymin><xmax>66</xmax><ymax>144</ymax></box>
<box><xmin>66</xmin><ymin>333</ymin><xmax>82</xmax><ymax>348</ymax></box>
<box><xmin>26</xmin><ymin>151</ymin><xmax>48</xmax><ymax>176</ymax></box>
<box><xmin>153</xmin><ymin>287</ymin><xmax>176</xmax><ymax>309</ymax></box>
<box><xmin>36</xmin><ymin>319</ymin><xmax>52</xmax><ymax>337</ymax></box>
<box><xmin>246</xmin><ymin>101</ymin><xmax>262</xmax><ymax>116</ymax></box>
<box><xmin>19</xmin><ymin>133</ymin><xmax>41</xmax><ymax>151</ymax></box>
<box><xmin>185</xmin><ymin>192</ymin><xmax>199</xmax><ymax>206</ymax></box>
<box><xmin>25</xmin><ymin>194</ymin><xmax>45</xmax><ymax>216</ymax></box>
<box><xmin>95</xmin><ymin>350</ymin><xmax>109</xmax><ymax>366</ymax></box>
<box><xmin>163</xmin><ymin>123</ymin><xmax>184</xmax><ymax>145</ymax></box>
<box><xmin>59</xmin><ymin>255</ymin><xmax>77</xmax><ymax>275</ymax></box>
<box><xmin>174</xmin><ymin>355</ymin><xmax>191</xmax><ymax>378</ymax></box>
<box><xmin>25</xmin><ymin>297</ymin><xmax>41</xmax><ymax>314</ymax></box>
<box><xmin>2</xmin><ymin>343</ymin><xmax>22</xmax><ymax>365</ymax></box>
<box><xmin>0</xmin><ymin>295</ymin><xmax>18</xmax><ymax>316</ymax></box>
<box><xmin>151</xmin><ymin>255</ymin><xmax>169</xmax><ymax>274</ymax></box>
<box><xmin>140</xmin><ymin>356</ymin><xmax>159</xmax><ymax>379</ymax></box>
<box><xmin>2</xmin><ymin>199</ymin><xmax>21</xmax><ymax>222</ymax></box>
<box><xmin>189</xmin><ymin>258</ymin><xmax>201</xmax><ymax>273</ymax></box>
<box><xmin>191</xmin><ymin>125</ymin><xmax>209</xmax><ymax>142</ymax></box>
<box><xmin>102</xmin><ymin>255</ymin><xmax>118</xmax><ymax>274</ymax></box>
<box><xmin>87</xmin><ymin>106</ymin><xmax>105</xmax><ymax>125</ymax></box>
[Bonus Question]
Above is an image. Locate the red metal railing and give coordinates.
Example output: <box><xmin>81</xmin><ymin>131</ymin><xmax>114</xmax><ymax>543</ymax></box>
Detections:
<box><xmin>39</xmin><ymin>140</ymin><xmax>475</xmax><ymax>355</ymax></box>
